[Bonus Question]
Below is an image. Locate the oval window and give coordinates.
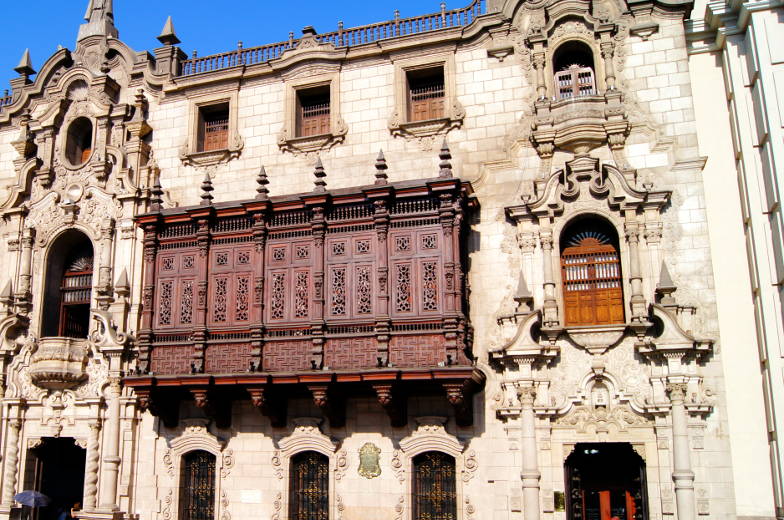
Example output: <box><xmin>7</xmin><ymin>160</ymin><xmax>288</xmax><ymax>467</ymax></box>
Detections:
<box><xmin>65</xmin><ymin>117</ymin><xmax>93</xmax><ymax>166</ymax></box>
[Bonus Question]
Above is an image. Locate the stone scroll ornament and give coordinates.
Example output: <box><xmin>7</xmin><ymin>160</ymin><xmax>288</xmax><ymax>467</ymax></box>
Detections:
<box><xmin>358</xmin><ymin>442</ymin><xmax>381</xmax><ymax>479</ymax></box>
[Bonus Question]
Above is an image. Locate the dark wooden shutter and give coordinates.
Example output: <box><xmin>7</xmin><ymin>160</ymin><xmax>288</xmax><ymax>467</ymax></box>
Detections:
<box><xmin>180</xmin><ymin>450</ymin><xmax>216</xmax><ymax>520</ymax></box>
<box><xmin>555</xmin><ymin>66</ymin><xmax>596</xmax><ymax>99</ymax></box>
<box><xmin>413</xmin><ymin>452</ymin><xmax>457</xmax><ymax>520</ymax></box>
<box><xmin>289</xmin><ymin>451</ymin><xmax>329</xmax><ymax>520</ymax></box>
<box><xmin>408</xmin><ymin>76</ymin><xmax>445</xmax><ymax>121</ymax></box>
<box><xmin>58</xmin><ymin>250</ymin><xmax>93</xmax><ymax>338</ymax></box>
<box><xmin>561</xmin><ymin>234</ymin><xmax>624</xmax><ymax>326</ymax></box>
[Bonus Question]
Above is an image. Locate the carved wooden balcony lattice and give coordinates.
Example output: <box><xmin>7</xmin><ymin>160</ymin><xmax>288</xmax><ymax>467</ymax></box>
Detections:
<box><xmin>126</xmin><ymin>175</ymin><xmax>482</xmax><ymax>427</ymax></box>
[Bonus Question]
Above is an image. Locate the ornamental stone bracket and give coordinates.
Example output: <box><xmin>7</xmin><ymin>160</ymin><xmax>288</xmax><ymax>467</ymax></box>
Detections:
<box><xmin>387</xmin><ymin>99</ymin><xmax>466</xmax><ymax>150</ymax></box>
<box><xmin>564</xmin><ymin>324</ymin><xmax>626</xmax><ymax>355</ymax></box>
<box><xmin>29</xmin><ymin>337</ymin><xmax>89</xmax><ymax>390</ymax></box>
<box><xmin>277</xmin><ymin>117</ymin><xmax>348</xmax><ymax>156</ymax></box>
<box><xmin>179</xmin><ymin>133</ymin><xmax>244</xmax><ymax>169</ymax></box>
<box><xmin>530</xmin><ymin>90</ymin><xmax>629</xmax><ymax>158</ymax></box>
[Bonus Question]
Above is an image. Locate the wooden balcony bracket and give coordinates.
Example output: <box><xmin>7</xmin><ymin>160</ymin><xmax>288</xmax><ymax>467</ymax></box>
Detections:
<box><xmin>247</xmin><ymin>385</ymin><xmax>287</xmax><ymax>428</ymax></box>
<box><xmin>373</xmin><ymin>383</ymin><xmax>407</xmax><ymax>427</ymax></box>
<box><xmin>307</xmin><ymin>383</ymin><xmax>346</xmax><ymax>428</ymax></box>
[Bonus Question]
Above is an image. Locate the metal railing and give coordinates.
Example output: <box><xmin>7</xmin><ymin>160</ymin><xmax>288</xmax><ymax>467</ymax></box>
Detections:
<box><xmin>179</xmin><ymin>0</ymin><xmax>485</xmax><ymax>77</ymax></box>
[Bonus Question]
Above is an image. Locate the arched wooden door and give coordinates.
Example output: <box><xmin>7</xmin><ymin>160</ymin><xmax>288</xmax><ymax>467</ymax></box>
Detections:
<box><xmin>561</xmin><ymin>230</ymin><xmax>624</xmax><ymax>326</ymax></box>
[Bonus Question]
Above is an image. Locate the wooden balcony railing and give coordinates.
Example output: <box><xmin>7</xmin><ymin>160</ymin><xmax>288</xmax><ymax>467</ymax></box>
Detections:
<box><xmin>179</xmin><ymin>0</ymin><xmax>485</xmax><ymax>76</ymax></box>
<box><xmin>126</xmin><ymin>173</ymin><xmax>482</xmax><ymax>427</ymax></box>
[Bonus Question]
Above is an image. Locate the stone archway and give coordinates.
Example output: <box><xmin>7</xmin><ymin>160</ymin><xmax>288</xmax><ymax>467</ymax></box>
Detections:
<box><xmin>565</xmin><ymin>443</ymin><xmax>647</xmax><ymax>520</ymax></box>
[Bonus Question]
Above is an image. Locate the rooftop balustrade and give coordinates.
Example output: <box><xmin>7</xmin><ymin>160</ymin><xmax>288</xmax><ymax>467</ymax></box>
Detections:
<box><xmin>179</xmin><ymin>0</ymin><xmax>485</xmax><ymax>76</ymax></box>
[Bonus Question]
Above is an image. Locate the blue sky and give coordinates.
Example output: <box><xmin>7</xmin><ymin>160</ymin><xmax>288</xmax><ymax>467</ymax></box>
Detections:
<box><xmin>0</xmin><ymin>0</ymin><xmax>460</xmax><ymax>90</ymax></box>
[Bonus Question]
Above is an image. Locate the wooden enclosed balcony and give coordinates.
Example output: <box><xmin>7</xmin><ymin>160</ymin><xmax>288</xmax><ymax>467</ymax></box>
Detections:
<box><xmin>125</xmin><ymin>173</ymin><xmax>483</xmax><ymax>427</ymax></box>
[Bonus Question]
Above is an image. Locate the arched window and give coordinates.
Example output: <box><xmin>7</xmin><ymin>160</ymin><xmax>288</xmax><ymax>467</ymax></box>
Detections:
<box><xmin>289</xmin><ymin>451</ymin><xmax>329</xmax><ymax>520</ymax></box>
<box><xmin>413</xmin><ymin>452</ymin><xmax>457</xmax><ymax>520</ymax></box>
<box><xmin>65</xmin><ymin>117</ymin><xmax>93</xmax><ymax>166</ymax></box>
<box><xmin>42</xmin><ymin>231</ymin><xmax>94</xmax><ymax>338</ymax></box>
<box><xmin>560</xmin><ymin>218</ymin><xmax>624</xmax><ymax>326</ymax></box>
<box><xmin>553</xmin><ymin>41</ymin><xmax>596</xmax><ymax>99</ymax></box>
<box><xmin>179</xmin><ymin>450</ymin><xmax>216</xmax><ymax>520</ymax></box>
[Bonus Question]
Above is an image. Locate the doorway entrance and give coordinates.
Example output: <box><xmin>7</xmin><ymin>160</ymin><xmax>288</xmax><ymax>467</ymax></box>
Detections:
<box><xmin>23</xmin><ymin>438</ymin><xmax>85</xmax><ymax>520</ymax></box>
<box><xmin>565</xmin><ymin>443</ymin><xmax>647</xmax><ymax>520</ymax></box>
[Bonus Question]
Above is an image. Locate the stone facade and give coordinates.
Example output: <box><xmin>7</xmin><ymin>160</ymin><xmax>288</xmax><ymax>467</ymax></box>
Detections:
<box><xmin>0</xmin><ymin>1</ymin><xmax>775</xmax><ymax>520</ymax></box>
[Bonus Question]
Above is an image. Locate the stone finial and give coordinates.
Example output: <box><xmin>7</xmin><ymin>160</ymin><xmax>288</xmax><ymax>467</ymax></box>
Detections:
<box><xmin>14</xmin><ymin>49</ymin><xmax>35</xmax><ymax>77</ymax></box>
<box><xmin>115</xmin><ymin>269</ymin><xmax>130</xmax><ymax>298</ymax></box>
<box><xmin>150</xmin><ymin>176</ymin><xmax>163</xmax><ymax>211</ymax></box>
<box><xmin>313</xmin><ymin>156</ymin><xmax>327</xmax><ymax>192</ymax></box>
<box><xmin>438</xmin><ymin>138</ymin><xmax>453</xmax><ymax>178</ymax></box>
<box><xmin>513</xmin><ymin>270</ymin><xmax>534</xmax><ymax>313</ymax></box>
<box><xmin>374</xmin><ymin>149</ymin><xmax>389</xmax><ymax>185</ymax></box>
<box><xmin>200</xmin><ymin>173</ymin><xmax>214</xmax><ymax>205</ymax></box>
<box><xmin>0</xmin><ymin>280</ymin><xmax>13</xmax><ymax>305</ymax></box>
<box><xmin>157</xmin><ymin>16</ymin><xmax>181</xmax><ymax>46</ymax></box>
<box><xmin>78</xmin><ymin>0</ymin><xmax>119</xmax><ymax>42</ymax></box>
<box><xmin>656</xmin><ymin>261</ymin><xmax>677</xmax><ymax>305</ymax></box>
<box><xmin>256</xmin><ymin>166</ymin><xmax>270</xmax><ymax>200</ymax></box>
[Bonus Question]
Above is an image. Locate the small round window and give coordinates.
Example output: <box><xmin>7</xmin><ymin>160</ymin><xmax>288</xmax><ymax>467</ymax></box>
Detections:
<box><xmin>65</xmin><ymin>117</ymin><xmax>93</xmax><ymax>166</ymax></box>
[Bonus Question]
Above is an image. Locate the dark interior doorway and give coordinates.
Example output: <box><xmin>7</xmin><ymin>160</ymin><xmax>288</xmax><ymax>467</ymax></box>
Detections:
<box><xmin>23</xmin><ymin>438</ymin><xmax>85</xmax><ymax>520</ymax></box>
<box><xmin>565</xmin><ymin>443</ymin><xmax>647</xmax><ymax>520</ymax></box>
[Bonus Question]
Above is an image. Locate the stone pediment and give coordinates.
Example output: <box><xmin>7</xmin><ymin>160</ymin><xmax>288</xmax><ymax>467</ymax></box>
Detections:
<box><xmin>636</xmin><ymin>304</ymin><xmax>713</xmax><ymax>368</ymax></box>
<box><xmin>490</xmin><ymin>311</ymin><xmax>559</xmax><ymax>365</ymax></box>
<box><xmin>507</xmin><ymin>155</ymin><xmax>670</xmax><ymax>220</ymax></box>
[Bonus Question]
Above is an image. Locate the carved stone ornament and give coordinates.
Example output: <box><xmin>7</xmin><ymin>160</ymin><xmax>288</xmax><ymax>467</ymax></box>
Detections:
<box><xmin>358</xmin><ymin>442</ymin><xmax>381</xmax><ymax>479</ymax></box>
<box><xmin>277</xmin><ymin>417</ymin><xmax>337</xmax><ymax>458</ymax></box>
<box><xmin>566</xmin><ymin>324</ymin><xmax>626</xmax><ymax>355</ymax></box>
<box><xmin>388</xmin><ymin>99</ymin><xmax>465</xmax><ymax>150</ymax></box>
<box><xmin>399</xmin><ymin>416</ymin><xmax>463</xmax><ymax>457</ymax></box>
<box><xmin>555</xmin><ymin>402</ymin><xmax>648</xmax><ymax>433</ymax></box>
<box><xmin>277</xmin><ymin>117</ymin><xmax>348</xmax><ymax>156</ymax></box>
<box><xmin>180</xmin><ymin>133</ymin><xmax>244</xmax><ymax>168</ymax></box>
<box><xmin>334</xmin><ymin>448</ymin><xmax>348</xmax><ymax>480</ymax></box>
<box><xmin>166</xmin><ymin>418</ymin><xmax>226</xmax><ymax>459</ymax></box>
<box><xmin>29</xmin><ymin>337</ymin><xmax>89</xmax><ymax>390</ymax></box>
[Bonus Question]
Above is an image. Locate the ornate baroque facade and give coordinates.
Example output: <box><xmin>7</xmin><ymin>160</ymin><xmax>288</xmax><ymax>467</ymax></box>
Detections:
<box><xmin>0</xmin><ymin>1</ymin><xmax>778</xmax><ymax>520</ymax></box>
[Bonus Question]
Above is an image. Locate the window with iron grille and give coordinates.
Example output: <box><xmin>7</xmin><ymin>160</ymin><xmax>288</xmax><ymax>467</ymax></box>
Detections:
<box><xmin>179</xmin><ymin>450</ymin><xmax>216</xmax><ymax>520</ymax></box>
<box><xmin>560</xmin><ymin>223</ymin><xmax>624</xmax><ymax>326</ymax></box>
<box><xmin>407</xmin><ymin>67</ymin><xmax>445</xmax><ymax>122</ymax></box>
<box><xmin>413</xmin><ymin>452</ymin><xmax>457</xmax><ymax>520</ymax></box>
<box><xmin>296</xmin><ymin>86</ymin><xmax>331</xmax><ymax>138</ymax></box>
<box><xmin>289</xmin><ymin>451</ymin><xmax>329</xmax><ymax>520</ymax></box>
<box><xmin>198</xmin><ymin>103</ymin><xmax>230</xmax><ymax>152</ymax></box>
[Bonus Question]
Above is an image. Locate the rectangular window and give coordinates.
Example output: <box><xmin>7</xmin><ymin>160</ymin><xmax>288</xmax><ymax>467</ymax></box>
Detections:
<box><xmin>407</xmin><ymin>67</ymin><xmax>445</xmax><ymax>122</ymax></box>
<box><xmin>296</xmin><ymin>86</ymin><xmax>331</xmax><ymax>137</ymax></box>
<box><xmin>197</xmin><ymin>103</ymin><xmax>229</xmax><ymax>152</ymax></box>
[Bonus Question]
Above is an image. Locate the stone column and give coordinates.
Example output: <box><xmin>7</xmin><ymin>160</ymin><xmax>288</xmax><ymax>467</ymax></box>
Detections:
<box><xmin>96</xmin><ymin>218</ymin><xmax>115</xmax><ymax>310</ymax></box>
<box><xmin>667</xmin><ymin>383</ymin><xmax>696</xmax><ymax>520</ymax></box>
<box><xmin>98</xmin><ymin>379</ymin><xmax>121</xmax><ymax>511</ymax></box>
<box><xmin>600</xmin><ymin>42</ymin><xmax>616</xmax><ymax>91</ymax></box>
<box><xmin>533</xmin><ymin>52</ymin><xmax>547</xmax><ymax>100</ymax></box>
<box><xmin>82</xmin><ymin>421</ymin><xmax>102</xmax><ymax>510</ymax></box>
<box><xmin>539</xmin><ymin>228</ymin><xmax>558</xmax><ymax>327</ymax></box>
<box><xmin>16</xmin><ymin>227</ymin><xmax>35</xmax><ymax>310</ymax></box>
<box><xmin>518</xmin><ymin>386</ymin><xmax>541</xmax><ymax>520</ymax></box>
<box><xmin>624</xmin><ymin>221</ymin><xmax>647</xmax><ymax>321</ymax></box>
<box><xmin>1</xmin><ymin>420</ymin><xmax>21</xmax><ymax>507</ymax></box>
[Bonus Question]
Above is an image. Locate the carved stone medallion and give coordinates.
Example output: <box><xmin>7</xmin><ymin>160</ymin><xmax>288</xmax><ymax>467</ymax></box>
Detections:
<box><xmin>358</xmin><ymin>442</ymin><xmax>381</xmax><ymax>479</ymax></box>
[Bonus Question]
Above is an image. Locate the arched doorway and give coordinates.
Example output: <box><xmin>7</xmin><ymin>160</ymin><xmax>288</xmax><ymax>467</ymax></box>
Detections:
<box><xmin>23</xmin><ymin>438</ymin><xmax>85</xmax><ymax>520</ymax></box>
<box><xmin>565</xmin><ymin>443</ymin><xmax>647</xmax><ymax>520</ymax></box>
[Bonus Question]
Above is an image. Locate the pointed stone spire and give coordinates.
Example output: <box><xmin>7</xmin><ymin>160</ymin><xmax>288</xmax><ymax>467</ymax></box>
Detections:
<box><xmin>438</xmin><ymin>138</ymin><xmax>453</xmax><ymax>178</ymax></box>
<box><xmin>513</xmin><ymin>270</ymin><xmax>534</xmax><ymax>313</ymax></box>
<box><xmin>256</xmin><ymin>166</ymin><xmax>270</xmax><ymax>200</ymax></box>
<box><xmin>150</xmin><ymin>175</ymin><xmax>164</xmax><ymax>212</ymax></box>
<box><xmin>656</xmin><ymin>261</ymin><xmax>677</xmax><ymax>304</ymax></box>
<box><xmin>200</xmin><ymin>173</ymin><xmax>214</xmax><ymax>205</ymax></box>
<box><xmin>313</xmin><ymin>156</ymin><xmax>327</xmax><ymax>192</ymax></box>
<box><xmin>14</xmin><ymin>49</ymin><xmax>35</xmax><ymax>77</ymax></box>
<box><xmin>115</xmin><ymin>269</ymin><xmax>130</xmax><ymax>298</ymax></box>
<box><xmin>78</xmin><ymin>0</ymin><xmax>119</xmax><ymax>42</ymax></box>
<box><xmin>374</xmin><ymin>149</ymin><xmax>389</xmax><ymax>185</ymax></box>
<box><xmin>0</xmin><ymin>280</ymin><xmax>13</xmax><ymax>305</ymax></box>
<box><xmin>157</xmin><ymin>16</ymin><xmax>181</xmax><ymax>46</ymax></box>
